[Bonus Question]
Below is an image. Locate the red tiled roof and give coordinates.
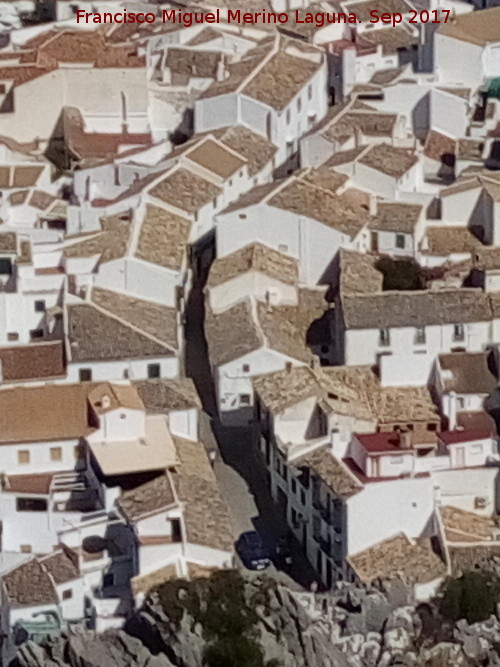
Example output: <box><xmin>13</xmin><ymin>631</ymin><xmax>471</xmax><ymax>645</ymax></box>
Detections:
<box><xmin>438</xmin><ymin>429</ymin><xmax>492</xmax><ymax>445</ymax></box>
<box><xmin>355</xmin><ymin>431</ymin><xmax>409</xmax><ymax>454</ymax></box>
<box><xmin>344</xmin><ymin>457</ymin><xmax>429</xmax><ymax>483</ymax></box>
<box><xmin>0</xmin><ymin>341</ymin><xmax>65</xmax><ymax>382</ymax></box>
<box><xmin>4</xmin><ymin>471</ymin><xmax>73</xmax><ymax>494</ymax></box>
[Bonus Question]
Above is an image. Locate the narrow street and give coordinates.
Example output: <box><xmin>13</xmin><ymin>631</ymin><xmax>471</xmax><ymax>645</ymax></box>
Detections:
<box><xmin>184</xmin><ymin>277</ymin><xmax>317</xmax><ymax>590</ymax></box>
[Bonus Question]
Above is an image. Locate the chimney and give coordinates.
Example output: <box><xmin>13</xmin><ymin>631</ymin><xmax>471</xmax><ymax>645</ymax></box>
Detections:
<box><xmin>369</xmin><ymin>193</ymin><xmax>377</xmax><ymax>216</ymax></box>
<box><xmin>101</xmin><ymin>394</ymin><xmax>111</xmax><ymax>411</ymax></box>
<box><xmin>285</xmin><ymin>361</ymin><xmax>293</xmax><ymax>374</ymax></box>
<box><xmin>310</xmin><ymin>357</ymin><xmax>320</xmax><ymax>371</ymax></box>
<box><xmin>399</xmin><ymin>429</ymin><xmax>412</xmax><ymax>449</ymax></box>
<box><xmin>354</xmin><ymin>127</ymin><xmax>363</xmax><ymax>148</ymax></box>
<box><xmin>448</xmin><ymin>390</ymin><xmax>457</xmax><ymax>431</ymax></box>
<box><xmin>216</xmin><ymin>54</ymin><xmax>226</xmax><ymax>82</ymax></box>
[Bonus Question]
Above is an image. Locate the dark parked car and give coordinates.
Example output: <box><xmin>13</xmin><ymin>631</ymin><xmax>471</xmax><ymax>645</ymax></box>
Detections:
<box><xmin>236</xmin><ymin>531</ymin><xmax>271</xmax><ymax>570</ymax></box>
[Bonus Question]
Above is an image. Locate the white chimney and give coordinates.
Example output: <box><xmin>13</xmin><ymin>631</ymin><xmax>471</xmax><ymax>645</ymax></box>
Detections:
<box><xmin>216</xmin><ymin>55</ymin><xmax>226</xmax><ymax>82</ymax></box>
<box><xmin>399</xmin><ymin>430</ymin><xmax>412</xmax><ymax>449</ymax></box>
<box><xmin>448</xmin><ymin>391</ymin><xmax>457</xmax><ymax>431</ymax></box>
<box><xmin>101</xmin><ymin>394</ymin><xmax>111</xmax><ymax>411</ymax></box>
<box><xmin>369</xmin><ymin>194</ymin><xmax>377</xmax><ymax>216</ymax></box>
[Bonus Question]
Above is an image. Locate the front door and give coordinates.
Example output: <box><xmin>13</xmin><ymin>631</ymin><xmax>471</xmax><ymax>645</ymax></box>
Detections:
<box><xmin>371</xmin><ymin>232</ymin><xmax>379</xmax><ymax>252</ymax></box>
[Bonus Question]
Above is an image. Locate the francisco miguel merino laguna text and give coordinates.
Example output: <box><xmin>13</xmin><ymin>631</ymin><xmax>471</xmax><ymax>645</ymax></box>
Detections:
<box><xmin>76</xmin><ymin>8</ymin><xmax>453</xmax><ymax>26</ymax></box>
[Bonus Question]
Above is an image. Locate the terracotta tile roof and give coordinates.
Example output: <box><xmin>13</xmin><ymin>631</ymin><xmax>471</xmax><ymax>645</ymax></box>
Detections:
<box><xmin>186</xmin><ymin>27</ymin><xmax>222</xmax><ymax>46</ymax></box>
<box><xmin>149</xmin><ymin>167</ymin><xmax>222</xmax><ymax>214</ymax></box>
<box><xmin>199</xmin><ymin>41</ymin><xmax>274</xmax><ymax>99</ymax></box>
<box><xmin>474</xmin><ymin>246</ymin><xmax>500</xmax><ymax>271</ymax></box>
<box><xmin>424</xmin><ymin>130</ymin><xmax>456</xmax><ymax>164</ymax></box>
<box><xmin>118</xmin><ymin>472</ymin><xmax>177</xmax><ymax>521</ymax></box>
<box><xmin>8</xmin><ymin>189</ymin><xmax>29</xmax><ymax>205</ymax></box>
<box><xmin>297</xmin><ymin>445</ymin><xmax>362</xmax><ymax>499</ymax></box>
<box><xmin>207</xmin><ymin>242</ymin><xmax>298</xmax><ymax>287</ymax></box>
<box><xmin>62</xmin><ymin>107</ymin><xmax>151</xmax><ymax>165</ymax></box>
<box><xmin>91</xmin><ymin>287</ymin><xmax>178</xmax><ymax>351</ymax></box>
<box><xmin>438</xmin><ymin>351</ymin><xmax>497</xmax><ymax>394</ymax></box>
<box><xmin>370</xmin><ymin>67</ymin><xmax>405</xmax><ymax>85</ymax></box>
<box><xmin>344</xmin><ymin>0</ymin><xmax>412</xmax><ymax>22</ymax></box>
<box><xmin>33</xmin><ymin>30</ymin><xmax>145</xmax><ymax>68</ymax></box>
<box><xmin>213</xmin><ymin>125</ymin><xmax>277</xmax><ymax>176</ymax></box>
<box><xmin>324</xmin><ymin>146</ymin><xmax>367</xmax><ymax>168</ymax></box>
<box><xmin>40</xmin><ymin>546</ymin><xmax>80</xmax><ymax>585</ymax></box>
<box><xmin>133</xmin><ymin>378</ymin><xmax>201</xmax><ymax>412</ymax></box>
<box><xmin>67</xmin><ymin>302</ymin><xmax>175</xmax><ymax>363</ymax></box>
<box><xmin>368</xmin><ymin>202</ymin><xmax>422</xmax><ymax>233</ymax></box>
<box><xmin>29</xmin><ymin>190</ymin><xmax>56</xmax><ymax>211</ymax></box>
<box><xmin>205</xmin><ymin>299</ymin><xmax>262</xmax><ymax>366</ymax></box>
<box><xmin>440</xmin><ymin>506</ymin><xmax>497</xmax><ymax>543</ymax></box>
<box><xmin>131</xmin><ymin>563</ymin><xmax>178</xmax><ymax>594</ymax></box>
<box><xmin>348</xmin><ymin>533</ymin><xmax>447</xmax><ymax>584</ymax></box>
<box><xmin>358</xmin><ymin>143</ymin><xmax>418</xmax><ymax>178</ymax></box>
<box><xmin>171</xmin><ymin>437</ymin><xmax>234</xmax><ymax>551</ymax></box>
<box><xmin>0</xmin><ymin>65</ymin><xmax>53</xmax><ymax>86</ymax></box>
<box><xmin>165</xmin><ymin>48</ymin><xmax>221</xmax><ymax>82</ymax></box>
<box><xmin>362</xmin><ymin>25</ymin><xmax>418</xmax><ymax>54</ymax></box>
<box><xmin>254</xmin><ymin>364</ymin><xmax>371</xmax><ymax>419</ymax></box>
<box><xmin>186</xmin><ymin>137</ymin><xmax>246</xmax><ymax>179</ymax></box>
<box><xmin>0</xmin><ymin>341</ymin><xmax>65</xmax><ymax>382</ymax></box>
<box><xmin>322</xmin><ymin>111</ymin><xmax>398</xmax><ymax>143</ymax></box>
<box><xmin>342</xmin><ymin>288</ymin><xmax>492</xmax><ymax>329</ymax></box>
<box><xmin>206</xmin><ymin>289</ymin><xmax>326</xmax><ymax>366</ymax></box>
<box><xmin>338</xmin><ymin>249</ymin><xmax>384</xmax><ymax>296</ymax></box>
<box><xmin>242</xmin><ymin>50</ymin><xmax>320</xmax><ymax>111</ymax></box>
<box><xmin>3</xmin><ymin>558</ymin><xmax>58</xmax><ymax>607</ymax></box>
<box><xmin>3</xmin><ymin>471</ymin><xmax>71</xmax><ymax>494</ymax></box>
<box><xmin>0</xmin><ymin>383</ymin><xmax>92</xmax><ymax>444</ymax></box>
<box><xmin>438</xmin><ymin>6</ymin><xmax>500</xmax><ymax>47</ymax></box>
<box><xmin>135</xmin><ymin>205</ymin><xmax>190</xmax><ymax>272</ymax></box>
<box><xmin>87</xmin><ymin>383</ymin><xmax>144</xmax><ymax>415</ymax></box>
<box><xmin>268</xmin><ymin>169</ymin><xmax>370</xmax><ymax>238</ymax></box>
<box><xmin>424</xmin><ymin>226</ymin><xmax>483</xmax><ymax>256</ymax></box>
<box><xmin>64</xmin><ymin>213</ymin><xmax>132</xmax><ymax>263</ymax></box>
<box><xmin>0</xmin><ymin>231</ymin><xmax>16</xmax><ymax>252</ymax></box>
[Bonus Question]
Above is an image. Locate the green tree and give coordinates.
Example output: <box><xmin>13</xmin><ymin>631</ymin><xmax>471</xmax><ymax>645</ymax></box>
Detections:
<box><xmin>437</xmin><ymin>570</ymin><xmax>500</xmax><ymax>624</ymax></box>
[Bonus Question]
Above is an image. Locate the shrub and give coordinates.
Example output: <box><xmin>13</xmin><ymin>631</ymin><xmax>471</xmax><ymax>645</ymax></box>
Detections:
<box><xmin>437</xmin><ymin>570</ymin><xmax>500</xmax><ymax>624</ymax></box>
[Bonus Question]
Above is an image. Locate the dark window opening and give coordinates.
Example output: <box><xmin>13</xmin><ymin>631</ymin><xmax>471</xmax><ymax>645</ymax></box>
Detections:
<box><xmin>147</xmin><ymin>363</ymin><xmax>160</xmax><ymax>379</ymax></box>
<box><xmin>16</xmin><ymin>497</ymin><xmax>47</xmax><ymax>512</ymax></box>
<box><xmin>79</xmin><ymin>368</ymin><xmax>92</xmax><ymax>382</ymax></box>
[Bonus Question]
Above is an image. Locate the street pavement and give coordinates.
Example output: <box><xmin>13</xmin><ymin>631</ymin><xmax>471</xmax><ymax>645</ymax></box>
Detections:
<box><xmin>185</xmin><ymin>281</ymin><xmax>317</xmax><ymax>590</ymax></box>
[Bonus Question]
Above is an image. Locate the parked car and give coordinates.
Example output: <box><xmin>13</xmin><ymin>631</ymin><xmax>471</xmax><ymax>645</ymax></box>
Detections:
<box><xmin>236</xmin><ymin>531</ymin><xmax>271</xmax><ymax>570</ymax></box>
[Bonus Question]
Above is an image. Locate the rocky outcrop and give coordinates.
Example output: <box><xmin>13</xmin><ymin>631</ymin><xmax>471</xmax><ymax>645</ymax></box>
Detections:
<box><xmin>10</xmin><ymin>575</ymin><xmax>500</xmax><ymax>667</ymax></box>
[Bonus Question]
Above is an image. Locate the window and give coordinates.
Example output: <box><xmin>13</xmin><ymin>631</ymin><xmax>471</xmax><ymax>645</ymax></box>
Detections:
<box><xmin>300</xmin><ymin>490</ymin><xmax>306</xmax><ymax>505</ymax></box>
<box><xmin>414</xmin><ymin>327</ymin><xmax>426</xmax><ymax>344</ymax></box>
<box><xmin>0</xmin><ymin>258</ymin><xmax>12</xmax><ymax>275</ymax></box>
<box><xmin>286</xmin><ymin>109</ymin><xmax>291</xmax><ymax>124</ymax></box>
<box><xmin>471</xmin><ymin>444</ymin><xmax>483</xmax><ymax>454</ymax></box>
<box><xmin>30</xmin><ymin>329</ymin><xmax>44</xmax><ymax>340</ymax></box>
<box><xmin>50</xmin><ymin>447</ymin><xmax>62</xmax><ymax>462</ymax></box>
<box><xmin>7</xmin><ymin>332</ymin><xmax>18</xmax><ymax>341</ymax></box>
<box><xmin>307</xmin><ymin>84</ymin><xmax>312</xmax><ymax>100</ymax></box>
<box><xmin>291</xmin><ymin>478</ymin><xmax>297</xmax><ymax>494</ymax></box>
<box><xmin>34</xmin><ymin>300</ymin><xmax>46</xmax><ymax>312</ymax></box>
<box><xmin>147</xmin><ymin>363</ymin><xmax>160</xmax><ymax>379</ymax></box>
<box><xmin>239</xmin><ymin>214</ymin><xmax>247</xmax><ymax>219</ymax></box>
<box><xmin>297</xmin><ymin>97</ymin><xmax>302</xmax><ymax>113</ymax></box>
<box><xmin>17</xmin><ymin>450</ymin><xmax>30</xmax><ymax>465</ymax></box>
<box><xmin>379</xmin><ymin>328</ymin><xmax>390</xmax><ymax>346</ymax></box>
<box><xmin>457</xmin><ymin>397</ymin><xmax>465</xmax><ymax>410</ymax></box>
<box><xmin>79</xmin><ymin>368</ymin><xmax>92</xmax><ymax>382</ymax></box>
<box><xmin>213</xmin><ymin>197</ymin><xmax>218</xmax><ymax>208</ymax></box>
<box><xmin>242</xmin><ymin>364</ymin><xmax>250</xmax><ymax>373</ymax></box>
<box><xmin>395</xmin><ymin>234</ymin><xmax>405</xmax><ymax>249</ymax></box>
<box><xmin>123</xmin><ymin>369</ymin><xmax>129</xmax><ymax>379</ymax></box>
<box><xmin>16</xmin><ymin>497</ymin><xmax>47</xmax><ymax>512</ymax></box>
<box><xmin>453</xmin><ymin>324</ymin><xmax>465</xmax><ymax>341</ymax></box>
<box><xmin>240</xmin><ymin>394</ymin><xmax>251</xmax><ymax>406</ymax></box>
<box><xmin>20</xmin><ymin>545</ymin><xmax>32</xmax><ymax>554</ymax></box>
<box><xmin>62</xmin><ymin>589</ymin><xmax>73</xmax><ymax>600</ymax></box>
<box><xmin>427</xmin><ymin>423</ymin><xmax>438</xmax><ymax>432</ymax></box>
